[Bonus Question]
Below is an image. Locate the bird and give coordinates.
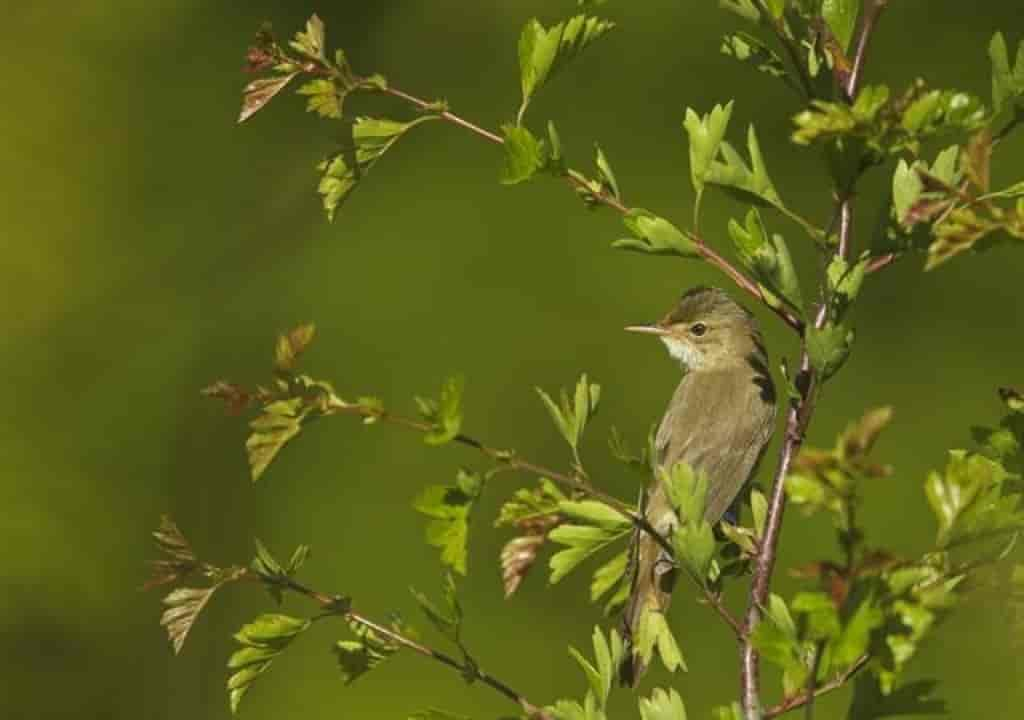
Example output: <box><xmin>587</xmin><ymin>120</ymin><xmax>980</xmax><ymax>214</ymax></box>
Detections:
<box><xmin>619</xmin><ymin>286</ymin><xmax>777</xmax><ymax>685</ymax></box>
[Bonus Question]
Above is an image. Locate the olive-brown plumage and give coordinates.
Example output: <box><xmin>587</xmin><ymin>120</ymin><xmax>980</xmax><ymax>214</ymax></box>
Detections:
<box><xmin>620</xmin><ymin>287</ymin><xmax>777</xmax><ymax>685</ymax></box>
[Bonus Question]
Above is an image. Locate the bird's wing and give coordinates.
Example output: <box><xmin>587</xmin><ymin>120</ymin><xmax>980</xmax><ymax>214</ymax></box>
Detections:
<box><xmin>657</xmin><ymin>367</ymin><xmax>776</xmax><ymax>523</ymax></box>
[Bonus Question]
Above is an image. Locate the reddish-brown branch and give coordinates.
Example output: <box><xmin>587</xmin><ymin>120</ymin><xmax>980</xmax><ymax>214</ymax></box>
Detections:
<box><xmin>739</xmin><ymin>3</ymin><xmax>887</xmax><ymax>715</ymax></box>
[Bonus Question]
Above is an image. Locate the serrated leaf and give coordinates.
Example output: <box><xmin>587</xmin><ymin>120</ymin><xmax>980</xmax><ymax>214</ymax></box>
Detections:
<box><xmin>333</xmin><ymin>619</ymin><xmax>401</xmax><ymax>686</ymax></box>
<box><xmin>289</xmin><ymin>14</ymin><xmax>325</xmax><ymax>61</ymax></box>
<box><xmin>549</xmin><ymin>524</ymin><xmax>630</xmax><ymax>584</ymax></box>
<box><xmin>239</xmin><ymin>73</ymin><xmax>300</xmax><ymax>123</ymax></box>
<box><xmin>826</xmin><ymin>254</ymin><xmax>868</xmax><ymax>320</ymax></box>
<box><xmin>594</xmin><ymin>145</ymin><xmax>620</xmax><ymax>200</ymax></box>
<box><xmin>706</xmin><ymin>125</ymin><xmax>782</xmax><ymax>208</ymax></box>
<box><xmin>418</xmin><ymin>376</ymin><xmax>465</xmax><ymax>446</ymax></box>
<box><xmin>662</xmin><ymin>462</ymin><xmax>708</xmax><ymax>524</ymax></box>
<box><xmin>721</xmin><ymin>32</ymin><xmax>787</xmax><ymax>80</ymax></box>
<box><xmin>615</xmin><ymin>209</ymin><xmax>698</xmax><ymax>257</ymax></box>
<box><xmin>590</xmin><ymin>550</ymin><xmax>630</xmax><ymax>613</ymax></box>
<box><xmin>317</xmin><ymin>115</ymin><xmax>436</xmax><ymax>221</ymax></box>
<box><xmin>638</xmin><ymin>687</ymin><xmax>687</xmax><ymax>720</ymax></box>
<box><xmin>751</xmin><ymin>489</ymin><xmax>768</xmax><ymax>539</ymax></box>
<box><xmin>500</xmin><ymin>124</ymin><xmax>548</xmax><ymax>184</ymax></box>
<box><xmin>228</xmin><ymin>614</ymin><xmax>311</xmax><ymax>713</ymax></box>
<box><xmin>496</xmin><ymin>479</ymin><xmax>567</xmax><ymax>527</ymax></box>
<box><xmin>147</xmin><ymin>515</ymin><xmax>199</xmax><ymax>589</ymax></box>
<box><xmin>559</xmin><ymin>500</ymin><xmax>630</xmax><ymax>530</ymax></box>
<box><xmin>296</xmin><ymin>78</ymin><xmax>343</xmax><ymax>118</ymax></box>
<box><xmin>806</xmin><ymin>323</ymin><xmax>854</xmax><ymax>381</ymax></box>
<box><xmin>673</xmin><ymin>520</ymin><xmax>715</xmax><ymax>582</ymax></box>
<box><xmin>246</xmin><ymin>398</ymin><xmax>308</xmax><ymax>481</ymax></box>
<box><xmin>518</xmin><ymin>15</ymin><xmax>615</xmax><ymax>121</ymax></box>
<box><xmin>989</xmin><ymin>32</ymin><xmax>1024</xmax><ymax>114</ymax></box>
<box><xmin>414</xmin><ymin>471</ymin><xmax>481</xmax><ymax>575</ymax></box>
<box><xmin>635</xmin><ymin>609</ymin><xmax>686</xmax><ymax>674</ymax></box>
<box><xmin>683</xmin><ymin>102</ymin><xmax>734</xmax><ymax>201</ymax></box>
<box><xmin>161</xmin><ymin>586</ymin><xmax>220</xmax><ymax>655</ymax></box>
<box><xmin>822</xmin><ymin>0</ymin><xmax>859</xmax><ymax>52</ymax></box>
<box><xmin>274</xmin><ymin>323</ymin><xmax>316</xmax><ymax>374</ymax></box>
<box><xmin>728</xmin><ymin>207</ymin><xmax>803</xmax><ymax>312</ymax></box>
<box><xmin>410</xmin><ymin>575</ymin><xmax>462</xmax><ymax>643</ymax></box>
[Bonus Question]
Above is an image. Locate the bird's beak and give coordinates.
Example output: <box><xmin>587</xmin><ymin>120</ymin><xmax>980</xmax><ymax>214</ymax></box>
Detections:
<box><xmin>624</xmin><ymin>324</ymin><xmax>669</xmax><ymax>336</ymax></box>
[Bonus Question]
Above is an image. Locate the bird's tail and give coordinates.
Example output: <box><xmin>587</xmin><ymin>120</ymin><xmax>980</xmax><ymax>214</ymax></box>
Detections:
<box><xmin>619</xmin><ymin>507</ymin><xmax>677</xmax><ymax>687</ymax></box>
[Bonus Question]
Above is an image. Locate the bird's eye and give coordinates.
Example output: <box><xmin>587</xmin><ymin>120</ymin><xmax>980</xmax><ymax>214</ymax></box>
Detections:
<box><xmin>690</xmin><ymin>322</ymin><xmax>707</xmax><ymax>337</ymax></box>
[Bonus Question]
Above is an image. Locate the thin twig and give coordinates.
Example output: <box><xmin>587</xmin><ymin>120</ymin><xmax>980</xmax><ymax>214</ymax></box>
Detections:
<box><xmin>280</xmin><ymin>574</ymin><xmax>553</xmax><ymax>719</ymax></box>
<box><xmin>382</xmin><ymin>83</ymin><xmax>805</xmax><ymax>334</ymax></box>
<box><xmin>763</xmin><ymin>654</ymin><xmax>870</xmax><ymax>719</ymax></box>
<box><xmin>740</xmin><ymin>3</ymin><xmax>887</xmax><ymax>715</ymax></box>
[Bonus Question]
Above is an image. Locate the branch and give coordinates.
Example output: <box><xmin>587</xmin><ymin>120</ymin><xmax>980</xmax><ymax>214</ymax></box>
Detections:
<box><xmin>279</xmin><ymin>574</ymin><xmax>554</xmax><ymax>720</ymax></box>
<box><xmin>740</xmin><ymin>4</ymin><xmax>887</xmax><ymax>715</ymax></box>
<box><xmin>382</xmin><ymin>84</ymin><xmax>805</xmax><ymax>334</ymax></box>
<box><xmin>763</xmin><ymin>654</ymin><xmax>870</xmax><ymax>719</ymax></box>
<box><xmin>325</xmin><ymin>397</ymin><xmax>745</xmax><ymax>637</ymax></box>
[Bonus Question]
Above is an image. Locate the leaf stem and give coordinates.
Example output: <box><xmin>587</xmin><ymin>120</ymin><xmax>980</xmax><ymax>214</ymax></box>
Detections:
<box><xmin>280</xmin><ymin>574</ymin><xmax>553</xmax><ymax>719</ymax></box>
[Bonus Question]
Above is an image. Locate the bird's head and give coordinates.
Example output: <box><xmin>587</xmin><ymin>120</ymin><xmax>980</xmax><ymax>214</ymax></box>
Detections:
<box><xmin>626</xmin><ymin>286</ymin><xmax>766</xmax><ymax>372</ymax></box>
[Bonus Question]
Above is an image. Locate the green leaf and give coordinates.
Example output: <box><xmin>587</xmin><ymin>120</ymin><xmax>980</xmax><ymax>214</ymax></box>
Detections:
<box><xmin>535</xmin><ymin>374</ymin><xmax>601</xmax><ymax>451</ymax></box>
<box><xmin>496</xmin><ymin>478</ymin><xmax>567</xmax><ymax>526</ymax></box>
<box><xmin>614</xmin><ymin>210</ymin><xmax>699</xmax><ymax>257</ymax></box>
<box><xmin>246</xmin><ymin>397</ymin><xmax>308</xmax><ymax>482</ymax></box>
<box><xmin>590</xmin><ymin>549</ymin><xmax>630</xmax><ymax>613</ymax></box>
<box><xmin>568</xmin><ymin>627</ymin><xmax>621</xmax><ymax>709</ymax></box>
<box><xmin>728</xmin><ymin>208</ymin><xmax>804</xmax><ymax>312</ymax></box>
<box><xmin>719</xmin><ymin>0</ymin><xmax>761</xmax><ymax>23</ymax></box>
<box><xmin>559</xmin><ymin>500</ymin><xmax>630</xmax><ymax>531</ymax></box>
<box><xmin>826</xmin><ymin>254</ymin><xmax>869</xmax><ymax>320</ymax></box>
<box><xmin>683</xmin><ymin>102</ymin><xmax>734</xmax><ymax>205</ymax></box>
<box><xmin>289</xmin><ymin>14</ymin><xmax>325</xmax><ymax>61</ymax></box>
<box><xmin>296</xmin><ymin>78</ymin><xmax>343</xmax><ymax>118</ymax></box>
<box><xmin>673</xmin><ymin>520</ymin><xmax>715</xmax><ymax>582</ymax></box>
<box><xmin>638</xmin><ymin>687</ymin><xmax>687</xmax><ymax>720</ymax></box>
<box><xmin>410</xmin><ymin>573</ymin><xmax>463</xmax><ymax>643</ymax></box>
<box><xmin>721</xmin><ymin>32</ymin><xmax>787</xmax><ymax>80</ymax></box>
<box><xmin>333</xmin><ymin>619</ymin><xmax>401</xmax><ymax>685</ymax></box>
<box><xmin>635</xmin><ymin>608</ymin><xmax>686</xmax><ymax>674</ymax></box>
<box><xmin>750</xmin><ymin>593</ymin><xmax>806</xmax><ymax>695</ymax></box>
<box><xmin>706</xmin><ymin>125</ymin><xmax>782</xmax><ymax>209</ymax></box>
<box><xmin>925</xmin><ymin>449</ymin><xmax>1018</xmax><ymax>547</ymax></box>
<box><xmin>822</xmin><ymin>0</ymin><xmax>859</xmax><ymax>52</ymax></box>
<box><xmin>662</xmin><ymin>461</ymin><xmax>708</xmax><ymax>524</ymax></box>
<box><xmin>416</xmin><ymin>375</ymin><xmax>465</xmax><ymax>446</ymax></box>
<box><xmin>250</xmin><ymin>539</ymin><xmax>312</xmax><ymax>604</ymax></box>
<box><xmin>594</xmin><ymin>144</ymin><xmax>620</xmax><ymax>200</ymax></box>
<box><xmin>317</xmin><ymin>115</ymin><xmax>437</xmax><ymax>221</ymax></box>
<box><xmin>549</xmin><ymin>524</ymin><xmax>630</xmax><ymax>584</ymax></box>
<box><xmin>989</xmin><ymin>32</ymin><xmax>1024</xmax><ymax>114</ymax></box>
<box><xmin>414</xmin><ymin>470</ymin><xmax>482</xmax><ymax>575</ymax></box>
<box><xmin>518</xmin><ymin>15</ymin><xmax>615</xmax><ymax>121</ymax></box>
<box><xmin>711</xmin><ymin>703</ymin><xmax>744</xmax><ymax>720</ymax></box>
<box><xmin>500</xmin><ymin>124</ymin><xmax>549</xmax><ymax>184</ymax></box>
<box><xmin>751</xmin><ymin>489</ymin><xmax>768</xmax><ymax>539</ymax></box>
<box><xmin>792</xmin><ymin>591</ymin><xmax>841</xmax><ymax>640</ymax></box>
<box><xmin>228</xmin><ymin>614</ymin><xmax>311</xmax><ymax>713</ymax></box>
<box><xmin>806</xmin><ymin>323</ymin><xmax>854</xmax><ymax>381</ymax></box>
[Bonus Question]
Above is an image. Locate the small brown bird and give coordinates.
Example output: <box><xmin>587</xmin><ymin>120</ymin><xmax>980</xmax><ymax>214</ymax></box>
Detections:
<box><xmin>620</xmin><ymin>286</ymin><xmax>777</xmax><ymax>685</ymax></box>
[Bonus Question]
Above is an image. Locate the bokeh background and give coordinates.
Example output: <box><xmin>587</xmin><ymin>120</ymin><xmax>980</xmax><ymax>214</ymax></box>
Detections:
<box><xmin>3</xmin><ymin>1</ymin><xmax>1022</xmax><ymax>718</ymax></box>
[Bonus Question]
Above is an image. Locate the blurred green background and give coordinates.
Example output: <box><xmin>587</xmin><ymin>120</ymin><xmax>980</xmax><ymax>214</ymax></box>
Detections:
<box><xmin>3</xmin><ymin>1</ymin><xmax>1022</xmax><ymax>718</ymax></box>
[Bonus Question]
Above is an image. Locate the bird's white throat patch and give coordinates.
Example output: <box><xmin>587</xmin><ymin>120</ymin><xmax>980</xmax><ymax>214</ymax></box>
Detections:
<box><xmin>660</xmin><ymin>336</ymin><xmax>703</xmax><ymax>370</ymax></box>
